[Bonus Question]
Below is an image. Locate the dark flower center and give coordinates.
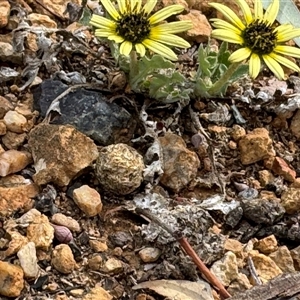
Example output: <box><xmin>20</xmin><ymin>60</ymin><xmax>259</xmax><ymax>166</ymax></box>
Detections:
<box><xmin>116</xmin><ymin>11</ymin><xmax>151</xmax><ymax>44</ymax></box>
<box><xmin>242</xmin><ymin>20</ymin><xmax>277</xmax><ymax>55</ymax></box>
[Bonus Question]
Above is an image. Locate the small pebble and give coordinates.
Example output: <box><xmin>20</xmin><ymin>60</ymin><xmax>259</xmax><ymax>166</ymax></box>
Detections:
<box><xmin>17</xmin><ymin>242</ymin><xmax>39</xmax><ymax>278</ymax></box>
<box><xmin>89</xmin><ymin>240</ymin><xmax>108</xmax><ymax>252</ymax></box>
<box><xmin>102</xmin><ymin>258</ymin><xmax>123</xmax><ymax>274</ymax></box>
<box><xmin>51</xmin><ymin>213</ymin><xmax>81</xmax><ymax>232</ymax></box>
<box><xmin>51</xmin><ymin>244</ymin><xmax>76</xmax><ymax>274</ymax></box>
<box><xmin>139</xmin><ymin>247</ymin><xmax>161</xmax><ymax>263</ymax></box>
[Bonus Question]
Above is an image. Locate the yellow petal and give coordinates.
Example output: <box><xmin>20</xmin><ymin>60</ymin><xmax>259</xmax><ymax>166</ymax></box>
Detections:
<box><xmin>254</xmin><ymin>0</ymin><xmax>263</xmax><ymax>19</ymax></box>
<box><xmin>211</xmin><ymin>29</ymin><xmax>244</xmax><ymax>44</ymax></box>
<box><xmin>143</xmin><ymin>0</ymin><xmax>157</xmax><ymax>14</ymax></box>
<box><xmin>277</xmin><ymin>28</ymin><xmax>300</xmax><ymax>43</ymax></box>
<box><xmin>210</xmin><ymin>18</ymin><xmax>242</xmax><ymax>35</ymax></box>
<box><xmin>263</xmin><ymin>0</ymin><xmax>279</xmax><ymax>25</ymax></box>
<box><xmin>262</xmin><ymin>54</ymin><xmax>284</xmax><ymax>80</ymax></box>
<box><xmin>117</xmin><ymin>0</ymin><xmax>126</xmax><ymax>14</ymax></box>
<box><xmin>135</xmin><ymin>43</ymin><xmax>146</xmax><ymax>56</ymax></box>
<box><xmin>149</xmin><ymin>33</ymin><xmax>191</xmax><ymax>48</ymax></box>
<box><xmin>142</xmin><ymin>39</ymin><xmax>178</xmax><ymax>60</ymax></box>
<box><xmin>209</xmin><ymin>3</ymin><xmax>245</xmax><ymax>30</ymax></box>
<box><xmin>152</xmin><ymin>21</ymin><xmax>193</xmax><ymax>34</ymax></box>
<box><xmin>149</xmin><ymin>5</ymin><xmax>185</xmax><ymax>25</ymax></box>
<box><xmin>131</xmin><ymin>0</ymin><xmax>141</xmax><ymax>12</ymax></box>
<box><xmin>236</xmin><ymin>0</ymin><xmax>253</xmax><ymax>24</ymax></box>
<box><xmin>120</xmin><ymin>40</ymin><xmax>133</xmax><ymax>55</ymax></box>
<box><xmin>274</xmin><ymin>45</ymin><xmax>300</xmax><ymax>58</ymax></box>
<box><xmin>89</xmin><ymin>15</ymin><xmax>116</xmax><ymax>29</ymax></box>
<box><xmin>249</xmin><ymin>53</ymin><xmax>261</xmax><ymax>79</ymax></box>
<box><xmin>229</xmin><ymin>47</ymin><xmax>251</xmax><ymax>62</ymax></box>
<box><xmin>107</xmin><ymin>34</ymin><xmax>124</xmax><ymax>43</ymax></box>
<box><xmin>269</xmin><ymin>52</ymin><xmax>300</xmax><ymax>72</ymax></box>
<box><xmin>95</xmin><ymin>28</ymin><xmax>117</xmax><ymax>37</ymax></box>
<box><xmin>101</xmin><ymin>0</ymin><xmax>120</xmax><ymax>20</ymax></box>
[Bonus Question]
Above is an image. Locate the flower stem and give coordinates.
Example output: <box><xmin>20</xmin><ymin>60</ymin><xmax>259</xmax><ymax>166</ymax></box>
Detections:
<box><xmin>207</xmin><ymin>62</ymin><xmax>241</xmax><ymax>96</ymax></box>
<box><xmin>129</xmin><ymin>50</ymin><xmax>139</xmax><ymax>88</ymax></box>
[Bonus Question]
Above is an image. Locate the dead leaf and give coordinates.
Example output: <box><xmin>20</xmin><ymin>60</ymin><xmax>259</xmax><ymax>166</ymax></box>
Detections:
<box><xmin>132</xmin><ymin>279</ymin><xmax>214</xmax><ymax>300</ymax></box>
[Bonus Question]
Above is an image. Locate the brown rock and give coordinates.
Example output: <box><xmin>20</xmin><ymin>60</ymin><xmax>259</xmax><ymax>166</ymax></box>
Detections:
<box><xmin>178</xmin><ymin>10</ymin><xmax>212</xmax><ymax>43</ymax></box>
<box><xmin>281</xmin><ymin>188</ymin><xmax>300</xmax><ymax>214</ymax></box>
<box><xmin>290</xmin><ymin>109</ymin><xmax>300</xmax><ymax>139</ymax></box>
<box><xmin>224</xmin><ymin>239</ymin><xmax>244</xmax><ymax>255</ymax></box>
<box><xmin>89</xmin><ymin>240</ymin><xmax>108</xmax><ymax>252</ymax></box>
<box><xmin>290</xmin><ymin>245</ymin><xmax>300</xmax><ymax>270</ymax></box>
<box><xmin>88</xmin><ymin>255</ymin><xmax>103</xmax><ymax>271</ymax></box>
<box><xmin>227</xmin><ymin>273</ymin><xmax>252</xmax><ymax>295</ymax></box>
<box><xmin>2</xmin><ymin>223</ymin><xmax>28</xmax><ymax>257</ymax></box>
<box><xmin>35</xmin><ymin>0</ymin><xmax>81</xmax><ymax>19</ymax></box>
<box><xmin>2</xmin><ymin>131</ymin><xmax>27</xmax><ymax>149</ymax></box>
<box><xmin>82</xmin><ymin>286</ymin><xmax>112</xmax><ymax>300</ymax></box>
<box><xmin>162</xmin><ymin>0</ymin><xmax>189</xmax><ymax>10</ymax></box>
<box><xmin>28</xmin><ymin>13</ymin><xmax>57</xmax><ymax>28</ymax></box>
<box><xmin>0</xmin><ymin>42</ymin><xmax>22</xmax><ymax>64</ymax></box>
<box><xmin>0</xmin><ymin>175</ymin><xmax>38</xmax><ymax>217</ymax></box>
<box><xmin>96</xmin><ymin>143</ymin><xmax>144</xmax><ymax>195</ymax></box>
<box><xmin>0</xmin><ymin>261</ymin><xmax>24</xmax><ymax>297</ymax></box>
<box><xmin>159</xmin><ymin>133</ymin><xmax>200</xmax><ymax>192</ymax></box>
<box><xmin>52</xmin><ymin>244</ymin><xmax>76</xmax><ymax>274</ymax></box>
<box><xmin>0</xmin><ymin>120</ymin><xmax>6</xmax><ymax>136</ymax></box>
<box><xmin>291</xmin><ymin>178</ymin><xmax>300</xmax><ymax>188</ymax></box>
<box><xmin>0</xmin><ymin>150</ymin><xmax>32</xmax><ymax>177</ymax></box>
<box><xmin>102</xmin><ymin>258</ymin><xmax>123</xmax><ymax>274</ymax></box>
<box><xmin>238</xmin><ymin>128</ymin><xmax>275</xmax><ymax>165</ymax></box>
<box><xmin>258</xmin><ymin>170</ymin><xmax>274</xmax><ymax>187</ymax></box>
<box><xmin>51</xmin><ymin>213</ymin><xmax>81</xmax><ymax>232</ymax></box>
<box><xmin>269</xmin><ymin>246</ymin><xmax>295</xmax><ymax>273</ymax></box>
<box><xmin>255</xmin><ymin>235</ymin><xmax>278</xmax><ymax>254</ymax></box>
<box><xmin>27</xmin><ymin>214</ymin><xmax>54</xmax><ymax>250</ymax></box>
<box><xmin>0</xmin><ymin>96</ymin><xmax>13</xmax><ymax>118</ymax></box>
<box><xmin>0</xmin><ymin>0</ymin><xmax>10</xmax><ymax>28</ymax></box>
<box><xmin>3</xmin><ymin>111</ymin><xmax>28</xmax><ymax>133</ymax></box>
<box><xmin>271</xmin><ymin>156</ymin><xmax>296</xmax><ymax>182</ymax></box>
<box><xmin>28</xmin><ymin>124</ymin><xmax>99</xmax><ymax>186</ymax></box>
<box><xmin>250</xmin><ymin>252</ymin><xmax>282</xmax><ymax>283</ymax></box>
<box><xmin>210</xmin><ymin>251</ymin><xmax>239</xmax><ymax>286</ymax></box>
<box><xmin>73</xmin><ymin>185</ymin><xmax>103</xmax><ymax>217</ymax></box>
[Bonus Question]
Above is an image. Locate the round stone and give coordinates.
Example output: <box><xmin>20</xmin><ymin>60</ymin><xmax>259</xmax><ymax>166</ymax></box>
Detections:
<box><xmin>95</xmin><ymin>143</ymin><xmax>144</xmax><ymax>195</ymax></box>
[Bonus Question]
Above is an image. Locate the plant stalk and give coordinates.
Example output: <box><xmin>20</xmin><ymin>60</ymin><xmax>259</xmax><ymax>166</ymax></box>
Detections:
<box><xmin>129</xmin><ymin>50</ymin><xmax>139</xmax><ymax>87</ymax></box>
<box><xmin>207</xmin><ymin>62</ymin><xmax>241</xmax><ymax>96</ymax></box>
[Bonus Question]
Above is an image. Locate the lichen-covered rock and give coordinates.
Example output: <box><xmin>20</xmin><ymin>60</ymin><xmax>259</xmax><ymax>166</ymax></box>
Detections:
<box><xmin>28</xmin><ymin>124</ymin><xmax>98</xmax><ymax>186</ymax></box>
<box><xmin>281</xmin><ymin>188</ymin><xmax>300</xmax><ymax>214</ymax></box>
<box><xmin>158</xmin><ymin>133</ymin><xmax>200</xmax><ymax>192</ymax></box>
<box><xmin>96</xmin><ymin>143</ymin><xmax>144</xmax><ymax>195</ymax></box>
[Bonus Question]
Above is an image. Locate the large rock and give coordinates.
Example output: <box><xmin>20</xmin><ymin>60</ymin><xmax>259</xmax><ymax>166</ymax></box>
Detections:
<box><xmin>28</xmin><ymin>124</ymin><xmax>98</xmax><ymax>186</ymax></box>
<box><xmin>281</xmin><ymin>188</ymin><xmax>300</xmax><ymax>214</ymax></box>
<box><xmin>33</xmin><ymin>80</ymin><xmax>136</xmax><ymax>145</ymax></box>
<box><xmin>158</xmin><ymin>133</ymin><xmax>200</xmax><ymax>192</ymax></box>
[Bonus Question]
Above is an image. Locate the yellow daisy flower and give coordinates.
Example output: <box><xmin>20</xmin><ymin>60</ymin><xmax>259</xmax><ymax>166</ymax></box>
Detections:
<box><xmin>90</xmin><ymin>0</ymin><xmax>192</xmax><ymax>61</ymax></box>
<box><xmin>210</xmin><ymin>0</ymin><xmax>300</xmax><ymax>80</ymax></box>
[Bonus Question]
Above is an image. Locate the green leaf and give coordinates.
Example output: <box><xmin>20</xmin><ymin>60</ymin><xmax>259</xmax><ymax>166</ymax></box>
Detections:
<box><xmin>262</xmin><ymin>0</ymin><xmax>300</xmax><ymax>46</ymax></box>
<box><xmin>148</xmin><ymin>71</ymin><xmax>192</xmax><ymax>103</ymax></box>
<box><xmin>197</xmin><ymin>44</ymin><xmax>211</xmax><ymax>77</ymax></box>
<box><xmin>130</xmin><ymin>55</ymin><xmax>174</xmax><ymax>89</ymax></box>
<box><xmin>79</xmin><ymin>7</ymin><xmax>92</xmax><ymax>26</ymax></box>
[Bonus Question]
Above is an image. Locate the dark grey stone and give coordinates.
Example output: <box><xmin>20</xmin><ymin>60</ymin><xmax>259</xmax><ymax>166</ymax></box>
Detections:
<box><xmin>33</xmin><ymin>79</ymin><xmax>136</xmax><ymax>145</ymax></box>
